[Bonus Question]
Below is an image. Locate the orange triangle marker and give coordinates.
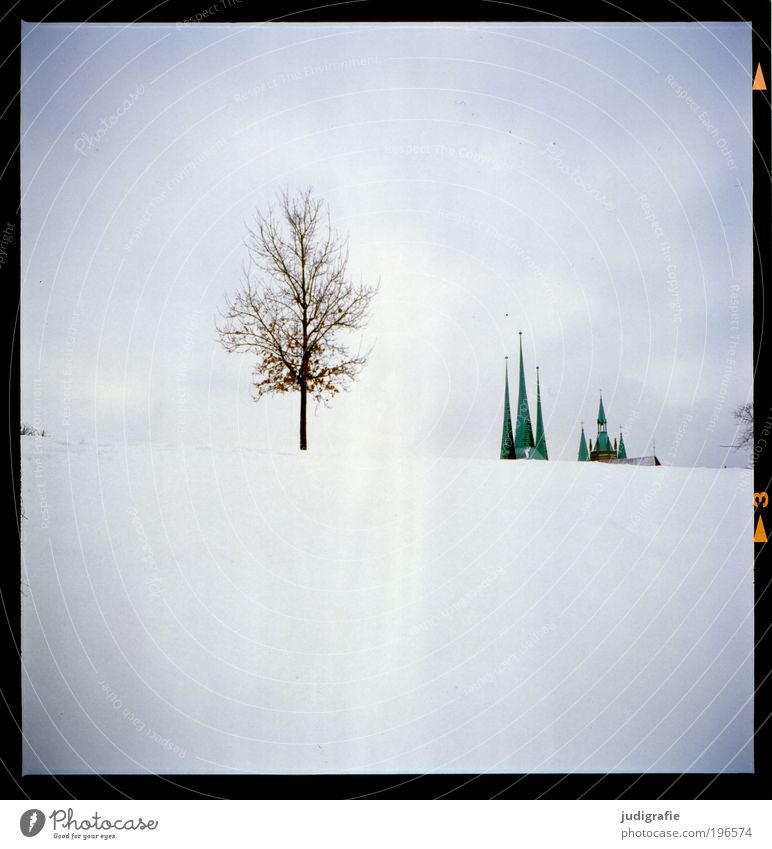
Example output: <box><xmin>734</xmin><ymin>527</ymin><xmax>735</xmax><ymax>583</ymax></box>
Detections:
<box><xmin>755</xmin><ymin>515</ymin><xmax>768</xmax><ymax>543</ymax></box>
<box><xmin>753</xmin><ymin>64</ymin><xmax>767</xmax><ymax>90</ymax></box>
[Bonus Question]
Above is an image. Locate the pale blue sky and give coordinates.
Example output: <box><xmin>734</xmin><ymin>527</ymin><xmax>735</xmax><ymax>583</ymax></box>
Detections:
<box><xmin>21</xmin><ymin>22</ymin><xmax>753</xmax><ymax>466</ymax></box>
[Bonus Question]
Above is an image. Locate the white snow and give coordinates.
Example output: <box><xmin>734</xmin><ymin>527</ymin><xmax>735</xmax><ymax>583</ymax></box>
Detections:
<box><xmin>22</xmin><ymin>437</ymin><xmax>753</xmax><ymax>774</ymax></box>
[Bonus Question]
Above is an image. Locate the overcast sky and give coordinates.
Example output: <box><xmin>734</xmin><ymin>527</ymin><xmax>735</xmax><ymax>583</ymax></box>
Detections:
<box><xmin>21</xmin><ymin>21</ymin><xmax>753</xmax><ymax>466</ymax></box>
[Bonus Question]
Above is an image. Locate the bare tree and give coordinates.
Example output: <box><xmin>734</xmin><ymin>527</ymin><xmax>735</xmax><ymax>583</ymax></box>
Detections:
<box><xmin>731</xmin><ymin>402</ymin><xmax>754</xmax><ymax>451</ymax></box>
<box><xmin>217</xmin><ymin>187</ymin><xmax>378</xmax><ymax>451</ymax></box>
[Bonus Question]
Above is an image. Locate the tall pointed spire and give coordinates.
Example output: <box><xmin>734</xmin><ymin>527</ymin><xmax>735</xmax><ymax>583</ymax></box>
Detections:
<box><xmin>617</xmin><ymin>429</ymin><xmax>627</xmax><ymax>460</ymax></box>
<box><xmin>514</xmin><ymin>332</ymin><xmax>535</xmax><ymax>456</ymax></box>
<box><xmin>578</xmin><ymin>422</ymin><xmax>589</xmax><ymax>461</ymax></box>
<box><xmin>592</xmin><ymin>391</ymin><xmax>612</xmax><ymax>455</ymax></box>
<box><xmin>533</xmin><ymin>366</ymin><xmax>548</xmax><ymax>460</ymax></box>
<box><xmin>597</xmin><ymin>392</ymin><xmax>607</xmax><ymax>429</ymax></box>
<box><xmin>500</xmin><ymin>358</ymin><xmax>515</xmax><ymax>459</ymax></box>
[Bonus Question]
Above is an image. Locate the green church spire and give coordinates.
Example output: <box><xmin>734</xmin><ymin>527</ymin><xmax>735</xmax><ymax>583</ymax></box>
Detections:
<box><xmin>593</xmin><ymin>391</ymin><xmax>612</xmax><ymax>454</ymax></box>
<box><xmin>514</xmin><ymin>332</ymin><xmax>535</xmax><ymax>456</ymax></box>
<box><xmin>500</xmin><ymin>358</ymin><xmax>515</xmax><ymax>459</ymax></box>
<box><xmin>533</xmin><ymin>366</ymin><xmax>548</xmax><ymax>460</ymax></box>
<box><xmin>617</xmin><ymin>429</ymin><xmax>627</xmax><ymax>460</ymax></box>
<box><xmin>597</xmin><ymin>393</ymin><xmax>607</xmax><ymax>428</ymax></box>
<box><xmin>578</xmin><ymin>422</ymin><xmax>589</xmax><ymax>461</ymax></box>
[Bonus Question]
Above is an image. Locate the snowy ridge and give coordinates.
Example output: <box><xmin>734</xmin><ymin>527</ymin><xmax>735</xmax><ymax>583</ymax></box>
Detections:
<box><xmin>22</xmin><ymin>439</ymin><xmax>753</xmax><ymax>773</ymax></box>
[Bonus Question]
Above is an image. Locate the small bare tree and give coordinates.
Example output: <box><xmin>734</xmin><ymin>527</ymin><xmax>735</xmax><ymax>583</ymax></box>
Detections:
<box><xmin>217</xmin><ymin>187</ymin><xmax>378</xmax><ymax>451</ymax></box>
<box><xmin>731</xmin><ymin>402</ymin><xmax>754</xmax><ymax>451</ymax></box>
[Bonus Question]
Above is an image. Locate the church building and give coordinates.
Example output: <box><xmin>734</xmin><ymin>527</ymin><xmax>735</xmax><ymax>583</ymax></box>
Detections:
<box><xmin>500</xmin><ymin>333</ymin><xmax>547</xmax><ymax>460</ymax></box>
<box><xmin>577</xmin><ymin>394</ymin><xmax>625</xmax><ymax>461</ymax></box>
<box><xmin>498</xmin><ymin>343</ymin><xmax>659</xmax><ymax>465</ymax></box>
<box><xmin>577</xmin><ymin>394</ymin><xmax>659</xmax><ymax>464</ymax></box>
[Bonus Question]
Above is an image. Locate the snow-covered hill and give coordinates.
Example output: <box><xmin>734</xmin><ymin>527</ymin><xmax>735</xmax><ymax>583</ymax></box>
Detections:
<box><xmin>21</xmin><ymin>438</ymin><xmax>753</xmax><ymax>774</ymax></box>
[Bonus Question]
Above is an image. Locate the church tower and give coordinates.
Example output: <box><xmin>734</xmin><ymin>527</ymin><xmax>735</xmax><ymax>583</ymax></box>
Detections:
<box><xmin>500</xmin><ymin>358</ymin><xmax>515</xmax><ymax>459</ymax></box>
<box><xmin>533</xmin><ymin>366</ymin><xmax>548</xmax><ymax>460</ymax></box>
<box><xmin>513</xmin><ymin>332</ymin><xmax>535</xmax><ymax>457</ymax></box>
<box><xmin>577</xmin><ymin>422</ymin><xmax>589</xmax><ymax>461</ymax></box>
<box><xmin>499</xmin><ymin>333</ymin><xmax>547</xmax><ymax>460</ymax></box>
<box><xmin>589</xmin><ymin>393</ymin><xmax>617</xmax><ymax>461</ymax></box>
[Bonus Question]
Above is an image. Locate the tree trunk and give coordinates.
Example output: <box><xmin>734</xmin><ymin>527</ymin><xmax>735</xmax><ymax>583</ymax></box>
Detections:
<box><xmin>299</xmin><ymin>380</ymin><xmax>307</xmax><ymax>451</ymax></box>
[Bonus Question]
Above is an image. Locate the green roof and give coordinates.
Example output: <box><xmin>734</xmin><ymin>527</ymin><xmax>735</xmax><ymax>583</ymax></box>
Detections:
<box><xmin>578</xmin><ymin>426</ymin><xmax>589</xmax><ymax>461</ymax></box>
<box><xmin>617</xmin><ymin>431</ymin><xmax>627</xmax><ymax>460</ymax></box>
<box><xmin>534</xmin><ymin>366</ymin><xmax>548</xmax><ymax>460</ymax></box>
<box><xmin>514</xmin><ymin>333</ymin><xmax>535</xmax><ymax>452</ymax></box>
<box><xmin>597</xmin><ymin>394</ymin><xmax>607</xmax><ymax>425</ymax></box>
<box><xmin>500</xmin><ymin>360</ymin><xmax>515</xmax><ymax>459</ymax></box>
